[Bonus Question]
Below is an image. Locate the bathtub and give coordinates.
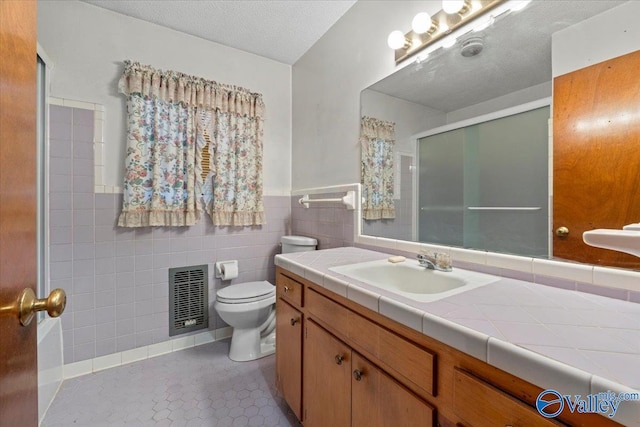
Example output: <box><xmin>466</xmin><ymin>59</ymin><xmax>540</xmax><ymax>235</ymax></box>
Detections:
<box><xmin>37</xmin><ymin>317</ymin><xmax>63</xmax><ymax>424</ymax></box>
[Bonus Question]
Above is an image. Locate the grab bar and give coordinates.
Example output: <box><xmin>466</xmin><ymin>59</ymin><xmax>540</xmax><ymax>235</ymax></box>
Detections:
<box><xmin>299</xmin><ymin>190</ymin><xmax>356</xmax><ymax>210</ymax></box>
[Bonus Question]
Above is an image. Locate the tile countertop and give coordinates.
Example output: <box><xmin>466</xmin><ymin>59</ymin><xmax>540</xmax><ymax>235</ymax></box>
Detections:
<box><xmin>275</xmin><ymin>247</ymin><xmax>640</xmax><ymax>426</ymax></box>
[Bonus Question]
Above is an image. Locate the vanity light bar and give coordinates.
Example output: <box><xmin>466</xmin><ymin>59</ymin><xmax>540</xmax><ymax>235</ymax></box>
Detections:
<box><xmin>390</xmin><ymin>0</ymin><xmax>507</xmax><ymax>64</ymax></box>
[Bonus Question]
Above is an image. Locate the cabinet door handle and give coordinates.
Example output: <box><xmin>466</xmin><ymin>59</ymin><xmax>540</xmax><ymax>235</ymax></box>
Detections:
<box><xmin>353</xmin><ymin>369</ymin><xmax>363</xmax><ymax>381</ymax></box>
<box><xmin>290</xmin><ymin>318</ymin><xmax>299</xmax><ymax>326</ymax></box>
<box><xmin>283</xmin><ymin>286</ymin><xmax>291</xmax><ymax>293</ymax></box>
<box><xmin>334</xmin><ymin>355</ymin><xmax>344</xmax><ymax>365</ymax></box>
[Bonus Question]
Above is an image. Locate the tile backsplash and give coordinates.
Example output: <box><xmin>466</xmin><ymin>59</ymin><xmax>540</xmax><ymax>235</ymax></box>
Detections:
<box><xmin>290</xmin><ymin>192</ymin><xmax>355</xmax><ymax>249</ymax></box>
<box><xmin>49</xmin><ymin>104</ymin><xmax>289</xmax><ymax>364</ymax></box>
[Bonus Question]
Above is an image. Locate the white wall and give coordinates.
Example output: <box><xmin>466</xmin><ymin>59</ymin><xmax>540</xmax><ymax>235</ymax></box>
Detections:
<box><xmin>38</xmin><ymin>1</ymin><xmax>292</xmax><ymax>195</ymax></box>
<box><xmin>292</xmin><ymin>1</ymin><xmax>442</xmax><ymax>190</ymax></box>
<box><xmin>552</xmin><ymin>1</ymin><xmax>640</xmax><ymax>77</ymax></box>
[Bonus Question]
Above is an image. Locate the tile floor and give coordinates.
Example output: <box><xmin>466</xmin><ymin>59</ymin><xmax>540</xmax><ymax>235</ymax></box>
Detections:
<box><xmin>42</xmin><ymin>340</ymin><xmax>300</xmax><ymax>427</ymax></box>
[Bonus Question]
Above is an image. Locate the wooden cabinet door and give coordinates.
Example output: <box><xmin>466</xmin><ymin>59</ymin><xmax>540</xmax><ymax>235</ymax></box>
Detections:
<box><xmin>453</xmin><ymin>369</ymin><xmax>563</xmax><ymax>427</ymax></box>
<box><xmin>303</xmin><ymin>320</ymin><xmax>351</xmax><ymax>427</ymax></box>
<box><xmin>275</xmin><ymin>298</ymin><xmax>303</xmax><ymax>420</ymax></box>
<box><xmin>0</xmin><ymin>1</ymin><xmax>38</xmax><ymax>426</ymax></box>
<box><xmin>351</xmin><ymin>353</ymin><xmax>434</xmax><ymax>427</ymax></box>
<box><xmin>553</xmin><ymin>50</ymin><xmax>640</xmax><ymax>268</ymax></box>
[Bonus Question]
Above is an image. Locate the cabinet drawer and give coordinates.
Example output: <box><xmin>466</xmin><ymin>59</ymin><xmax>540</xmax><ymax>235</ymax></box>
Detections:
<box><xmin>277</xmin><ymin>274</ymin><xmax>303</xmax><ymax>307</ymax></box>
<box><xmin>308</xmin><ymin>288</ymin><xmax>435</xmax><ymax>396</ymax></box>
<box><xmin>453</xmin><ymin>368</ymin><xmax>563</xmax><ymax>427</ymax></box>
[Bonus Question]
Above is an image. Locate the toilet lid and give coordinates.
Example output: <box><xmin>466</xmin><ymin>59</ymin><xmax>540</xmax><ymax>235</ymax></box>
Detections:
<box><xmin>216</xmin><ymin>281</ymin><xmax>275</xmax><ymax>304</ymax></box>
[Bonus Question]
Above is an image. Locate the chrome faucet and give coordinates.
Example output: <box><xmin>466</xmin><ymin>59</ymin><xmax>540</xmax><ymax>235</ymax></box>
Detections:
<box><xmin>417</xmin><ymin>251</ymin><xmax>452</xmax><ymax>272</ymax></box>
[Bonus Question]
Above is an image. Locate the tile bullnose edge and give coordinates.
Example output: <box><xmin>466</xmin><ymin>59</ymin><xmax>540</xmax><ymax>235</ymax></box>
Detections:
<box><xmin>486</xmin><ymin>252</ymin><xmax>533</xmax><ymax>273</ymax></box>
<box><xmin>275</xmin><ymin>256</ymin><xmax>305</xmax><ymax>277</ymax></box>
<box><xmin>533</xmin><ymin>258</ymin><xmax>593</xmax><ymax>283</ymax></box>
<box><xmin>590</xmin><ymin>375</ymin><xmax>640</xmax><ymax>427</ymax></box>
<box><xmin>593</xmin><ymin>266</ymin><xmax>640</xmax><ymax>292</ymax></box>
<box><xmin>421</xmin><ymin>312</ymin><xmax>489</xmax><ymax>362</ymax></box>
<box><xmin>273</xmin><ymin>254</ymin><xmax>283</xmax><ymax>267</ymax></box>
<box><xmin>487</xmin><ymin>337</ymin><xmax>592</xmax><ymax>397</ymax></box>
<box><xmin>347</xmin><ymin>284</ymin><xmax>381</xmax><ymax>313</ymax></box>
<box><xmin>448</xmin><ymin>247</ymin><xmax>488</xmax><ymax>265</ymax></box>
<box><xmin>379</xmin><ymin>296</ymin><xmax>423</xmax><ymax>332</ymax></box>
<box><xmin>374</xmin><ymin>237</ymin><xmax>398</xmax><ymax>250</ymax></box>
<box><xmin>322</xmin><ymin>275</ymin><xmax>349</xmax><ymax>298</ymax></box>
<box><xmin>304</xmin><ymin>267</ymin><xmax>325</xmax><ymax>288</ymax></box>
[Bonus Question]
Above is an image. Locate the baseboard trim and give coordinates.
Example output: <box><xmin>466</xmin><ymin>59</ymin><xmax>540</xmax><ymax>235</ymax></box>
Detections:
<box><xmin>63</xmin><ymin>327</ymin><xmax>233</xmax><ymax>379</ymax></box>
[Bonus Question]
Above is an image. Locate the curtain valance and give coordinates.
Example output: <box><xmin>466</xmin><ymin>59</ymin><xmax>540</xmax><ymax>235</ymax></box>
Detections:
<box><xmin>118</xmin><ymin>60</ymin><xmax>265</xmax><ymax>119</ymax></box>
<box><xmin>360</xmin><ymin>116</ymin><xmax>396</xmax><ymax>141</ymax></box>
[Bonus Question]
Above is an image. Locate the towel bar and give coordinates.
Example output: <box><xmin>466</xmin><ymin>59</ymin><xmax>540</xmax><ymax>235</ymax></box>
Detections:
<box><xmin>299</xmin><ymin>190</ymin><xmax>356</xmax><ymax>210</ymax></box>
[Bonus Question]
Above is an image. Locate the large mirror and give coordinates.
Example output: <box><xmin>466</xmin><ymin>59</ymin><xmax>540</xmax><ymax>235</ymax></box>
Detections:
<box><xmin>360</xmin><ymin>0</ymin><xmax>640</xmax><ymax>268</ymax></box>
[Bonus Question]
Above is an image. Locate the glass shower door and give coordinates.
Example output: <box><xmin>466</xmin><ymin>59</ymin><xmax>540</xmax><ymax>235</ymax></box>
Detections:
<box><xmin>418</xmin><ymin>106</ymin><xmax>549</xmax><ymax>257</ymax></box>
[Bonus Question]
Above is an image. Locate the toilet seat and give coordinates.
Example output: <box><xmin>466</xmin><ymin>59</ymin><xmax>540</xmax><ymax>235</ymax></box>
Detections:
<box><xmin>216</xmin><ymin>281</ymin><xmax>275</xmax><ymax>304</ymax></box>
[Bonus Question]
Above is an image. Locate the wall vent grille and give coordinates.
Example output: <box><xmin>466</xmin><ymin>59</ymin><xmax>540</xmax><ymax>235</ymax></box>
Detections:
<box><xmin>169</xmin><ymin>265</ymin><xmax>209</xmax><ymax>337</ymax></box>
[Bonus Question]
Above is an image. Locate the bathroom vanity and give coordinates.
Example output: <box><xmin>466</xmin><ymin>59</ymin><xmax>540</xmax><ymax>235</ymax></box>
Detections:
<box><xmin>275</xmin><ymin>247</ymin><xmax>638</xmax><ymax>427</ymax></box>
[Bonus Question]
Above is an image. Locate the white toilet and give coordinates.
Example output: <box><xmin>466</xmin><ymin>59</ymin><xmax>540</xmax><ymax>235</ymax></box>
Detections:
<box><xmin>214</xmin><ymin>235</ymin><xmax>317</xmax><ymax>361</ymax></box>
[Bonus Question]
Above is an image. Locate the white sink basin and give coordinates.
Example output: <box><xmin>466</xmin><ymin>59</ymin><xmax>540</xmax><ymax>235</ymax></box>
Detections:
<box><xmin>329</xmin><ymin>259</ymin><xmax>500</xmax><ymax>302</ymax></box>
<box><xmin>583</xmin><ymin>229</ymin><xmax>640</xmax><ymax>257</ymax></box>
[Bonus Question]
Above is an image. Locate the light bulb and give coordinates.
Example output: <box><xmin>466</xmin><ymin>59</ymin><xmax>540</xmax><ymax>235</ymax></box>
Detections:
<box><xmin>387</xmin><ymin>30</ymin><xmax>407</xmax><ymax>49</ymax></box>
<box><xmin>412</xmin><ymin>12</ymin><xmax>432</xmax><ymax>34</ymax></box>
<box><xmin>442</xmin><ymin>0</ymin><xmax>465</xmax><ymax>14</ymax></box>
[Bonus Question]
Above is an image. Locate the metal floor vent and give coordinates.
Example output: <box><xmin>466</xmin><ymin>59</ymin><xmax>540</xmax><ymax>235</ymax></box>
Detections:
<box><xmin>169</xmin><ymin>265</ymin><xmax>209</xmax><ymax>337</ymax></box>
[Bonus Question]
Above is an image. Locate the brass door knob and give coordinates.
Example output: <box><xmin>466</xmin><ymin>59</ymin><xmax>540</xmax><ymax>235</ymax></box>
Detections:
<box><xmin>18</xmin><ymin>288</ymin><xmax>66</xmax><ymax>326</ymax></box>
<box><xmin>283</xmin><ymin>286</ymin><xmax>290</xmax><ymax>293</ymax></box>
<box><xmin>335</xmin><ymin>355</ymin><xmax>344</xmax><ymax>365</ymax></box>
<box><xmin>353</xmin><ymin>369</ymin><xmax>363</xmax><ymax>381</ymax></box>
<box><xmin>290</xmin><ymin>318</ymin><xmax>299</xmax><ymax>326</ymax></box>
<box><xmin>555</xmin><ymin>226</ymin><xmax>569</xmax><ymax>237</ymax></box>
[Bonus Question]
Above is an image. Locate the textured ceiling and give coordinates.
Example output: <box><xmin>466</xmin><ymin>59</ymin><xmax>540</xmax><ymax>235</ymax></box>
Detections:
<box><xmin>368</xmin><ymin>1</ymin><xmax>625</xmax><ymax>113</ymax></box>
<box><xmin>81</xmin><ymin>0</ymin><xmax>357</xmax><ymax>64</ymax></box>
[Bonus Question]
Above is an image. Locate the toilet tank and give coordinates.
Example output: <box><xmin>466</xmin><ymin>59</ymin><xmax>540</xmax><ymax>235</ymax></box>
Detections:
<box><xmin>281</xmin><ymin>235</ymin><xmax>317</xmax><ymax>253</ymax></box>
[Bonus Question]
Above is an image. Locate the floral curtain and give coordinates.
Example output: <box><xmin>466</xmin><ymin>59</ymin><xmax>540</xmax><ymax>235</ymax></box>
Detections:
<box><xmin>117</xmin><ymin>60</ymin><xmax>265</xmax><ymax>227</ymax></box>
<box><xmin>360</xmin><ymin>116</ymin><xmax>396</xmax><ymax>220</ymax></box>
<box><xmin>199</xmin><ymin>106</ymin><xmax>266</xmax><ymax>226</ymax></box>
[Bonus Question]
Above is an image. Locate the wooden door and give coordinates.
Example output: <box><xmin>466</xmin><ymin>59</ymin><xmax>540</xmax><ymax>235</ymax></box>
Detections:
<box><xmin>275</xmin><ymin>298</ymin><xmax>303</xmax><ymax>420</ymax></box>
<box><xmin>351</xmin><ymin>353</ymin><xmax>434</xmax><ymax>427</ymax></box>
<box><xmin>553</xmin><ymin>50</ymin><xmax>640</xmax><ymax>268</ymax></box>
<box><xmin>303</xmin><ymin>320</ymin><xmax>351</xmax><ymax>427</ymax></box>
<box><xmin>0</xmin><ymin>0</ymin><xmax>39</xmax><ymax>425</ymax></box>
